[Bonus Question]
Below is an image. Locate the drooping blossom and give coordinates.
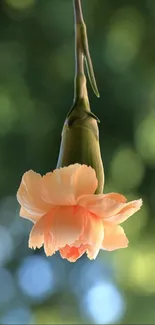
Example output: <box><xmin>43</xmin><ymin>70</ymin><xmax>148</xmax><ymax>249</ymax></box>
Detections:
<box><xmin>17</xmin><ymin>164</ymin><xmax>142</xmax><ymax>262</ymax></box>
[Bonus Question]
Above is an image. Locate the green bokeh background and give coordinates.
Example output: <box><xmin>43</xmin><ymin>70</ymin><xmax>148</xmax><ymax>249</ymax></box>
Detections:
<box><xmin>0</xmin><ymin>0</ymin><xmax>155</xmax><ymax>324</ymax></box>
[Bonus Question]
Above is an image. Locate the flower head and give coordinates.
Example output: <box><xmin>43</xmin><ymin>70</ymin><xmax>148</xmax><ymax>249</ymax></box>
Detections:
<box><xmin>17</xmin><ymin>164</ymin><xmax>142</xmax><ymax>262</ymax></box>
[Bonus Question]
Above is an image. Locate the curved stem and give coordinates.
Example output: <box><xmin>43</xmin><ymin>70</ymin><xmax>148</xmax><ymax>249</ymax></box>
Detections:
<box><xmin>73</xmin><ymin>0</ymin><xmax>84</xmax><ymax>25</ymax></box>
<box><xmin>73</xmin><ymin>0</ymin><xmax>85</xmax><ymax>101</ymax></box>
<box><xmin>73</xmin><ymin>0</ymin><xmax>100</xmax><ymax>103</ymax></box>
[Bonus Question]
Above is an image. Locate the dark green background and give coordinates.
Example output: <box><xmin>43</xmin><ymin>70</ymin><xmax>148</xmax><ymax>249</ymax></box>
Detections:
<box><xmin>0</xmin><ymin>0</ymin><xmax>154</xmax><ymax>324</ymax></box>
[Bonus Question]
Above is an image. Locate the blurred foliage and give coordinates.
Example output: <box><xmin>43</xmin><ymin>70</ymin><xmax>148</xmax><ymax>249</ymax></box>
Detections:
<box><xmin>0</xmin><ymin>0</ymin><xmax>155</xmax><ymax>324</ymax></box>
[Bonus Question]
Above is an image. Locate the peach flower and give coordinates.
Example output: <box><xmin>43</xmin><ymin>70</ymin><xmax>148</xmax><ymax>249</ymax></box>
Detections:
<box><xmin>17</xmin><ymin>164</ymin><xmax>142</xmax><ymax>262</ymax></box>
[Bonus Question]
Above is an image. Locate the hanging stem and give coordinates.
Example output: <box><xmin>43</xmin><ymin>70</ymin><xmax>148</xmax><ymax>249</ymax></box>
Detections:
<box><xmin>73</xmin><ymin>0</ymin><xmax>85</xmax><ymax>101</ymax></box>
<box><xmin>73</xmin><ymin>0</ymin><xmax>84</xmax><ymax>24</ymax></box>
<box><xmin>73</xmin><ymin>0</ymin><xmax>100</xmax><ymax>103</ymax></box>
<box><xmin>73</xmin><ymin>0</ymin><xmax>84</xmax><ymax>77</ymax></box>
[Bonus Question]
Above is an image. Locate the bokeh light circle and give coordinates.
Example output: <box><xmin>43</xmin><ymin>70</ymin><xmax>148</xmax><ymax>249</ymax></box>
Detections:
<box><xmin>83</xmin><ymin>281</ymin><xmax>125</xmax><ymax>324</ymax></box>
<box><xmin>17</xmin><ymin>255</ymin><xmax>55</xmax><ymax>300</ymax></box>
<box><xmin>104</xmin><ymin>7</ymin><xmax>144</xmax><ymax>72</ymax></box>
<box><xmin>110</xmin><ymin>146</ymin><xmax>145</xmax><ymax>191</ymax></box>
<box><xmin>135</xmin><ymin>112</ymin><xmax>155</xmax><ymax>166</ymax></box>
<box><xmin>5</xmin><ymin>0</ymin><xmax>36</xmax><ymax>10</ymax></box>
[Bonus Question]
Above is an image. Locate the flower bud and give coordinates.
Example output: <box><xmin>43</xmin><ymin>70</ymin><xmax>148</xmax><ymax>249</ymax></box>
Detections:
<box><xmin>57</xmin><ymin>79</ymin><xmax>104</xmax><ymax>194</ymax></box>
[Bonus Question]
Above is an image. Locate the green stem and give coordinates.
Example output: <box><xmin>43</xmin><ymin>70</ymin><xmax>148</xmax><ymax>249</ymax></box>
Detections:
<box><xmin>73</xmin><ymin>0</ymin><xmax>84</xmax><ymax>24</ymax></box>
<box><xmin>73</xmin><ymin>0</ymin><xmax>85</xmax><ymax>101</ymax></box>
<box><xmin>73</xmin><ymin>0</ymin><xmax>100</xmax><ymax>103</ymax></box>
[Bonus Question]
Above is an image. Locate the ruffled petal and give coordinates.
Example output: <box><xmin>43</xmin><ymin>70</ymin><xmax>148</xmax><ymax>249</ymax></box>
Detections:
<box><xmin>42</xmin><ymin>165</ymin><xmax>78</xmax><ymax>205</ymax></box>
<box><xmin>104</xmin><ymin>199</ymin><xmax>142</xmax><ymax>224</ymax></box>
<box><xmin>19</xmin><ymin>207</ymin><xmax>38</xmax><ymax>223</ymax></box>
<box><xmin>59</xmin><ymin>244</ymin><xmax>87</xmax><ymax>262</ymax></box>
<box><xmin>29</xmin><ymin>226</ymin><xmax>44</xmax><ymax>250</ymax></box>
<box><xmin>44</xmin><ymin>232</ymin><xmax>55</xmax><ymax>256</ymax></box>
<box><xmin>29</xmin><ymin>205</ymin><xmax>86</xmax><ymax>255</ymax></box>
<box><xmin>50</xmin><ymin>206</ymin><xmax>86</xmax><ymax>249</ymax></box>
<box><xmin>42</xmin><ymin>164</ymin><xmax>97</xmax><ymax>206</ymax></box>
<box><xmin>79</xmin><ymin>212</ymin><xmax>104</xmax><ymax>259</ymax></box>
<box><xmin>29</xmin><ymin>211</ymin><xmax>53</xmax><ymax>250</ymax></box>
<box><xmin>102</xmin><ymin>225</ymin><xmax>128</xmax><ymax>251</ymax></box>
<box><xmin>17</xmin><ymin>170</ymin><xmax>50</xmax><ymax>219</ymax></box>
<box><xmin>77</xmin><ymin>193</ymin><xmax>126</xmax><ymax>219</ymax></box>
<box><xmin>73</xmin><ymin>165</ymin><xmax>98</xmax><ymax>199</ymax></box>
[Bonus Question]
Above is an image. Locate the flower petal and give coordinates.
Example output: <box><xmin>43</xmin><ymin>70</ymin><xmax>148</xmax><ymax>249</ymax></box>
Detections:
<box><xmin>29</xmin><ymin>212</ymin><xmax>53</xmax><ymax>250</ymax></box>
<box><xmin>59</xmin><ymin>244</ymin><xmax>87</xmax><ymax>262</ymax></box>
<box><xmin>17</xmin><ymin>170</ymin><xmax>50</xmax><ymax>219</ymax></box>
<box><xmin>77</xmin><ymin>193</ymin><xmax>126</xmax><ymax>219</ymax></box>
<box><xmin>73</xmin><ymin>165</ymin><xmax>98</xmax><ymax>199</ymax></box>
<box><xmin>104</xmin><ymin>199</ymin><xmax>143</xmax><ymax>224</ymax></box>
<box><xmin>50</xmin><ymin>206</ymin><xmax>86</xmax><ymax>249</ymax></box>
<box><xmin>42</xmin><ymin>165</ymin><xmax>77</xmax><ymax>205</ymax></box>
<box><xmin>19</xmin><ymin>207</ymin><xmax>38</xmax><ymax>223</ymax></box>
<box><xmin>104</xmin><ymin>193</ymin><xmax>127</xmax><ymax>203</ymax></box>
<box><xmin>29</xmin><ymin>226</ymin><xmax>44</xmax><ymax>250</ymax></box>
<box><xmin>44</xmin><ymin>232</ymin><xmax>55</xmax><ymax>256</ymax></box>
<box><xmin>102</xmin><ymin>225</ymin><xmax>128</xmax><ymax>251</ymax></box>
<box><xmin>29</xmin><ymin>205</ymin><xmax>86</xmax><ymax>255</ymax></box>
<box><xmin>79</xmin><ymin>212</ymin><xmax>104</xmax><ymax>259</ymax></box>
<box><xmin>42</xmin><ymin>164</ymin><xmax>98</xmax><ymax>206</ymax></box>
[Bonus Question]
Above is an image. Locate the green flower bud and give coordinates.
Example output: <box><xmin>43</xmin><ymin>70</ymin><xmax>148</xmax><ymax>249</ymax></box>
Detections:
<box><xmin>57</xmin><ymin>77</ymin><xmax>104</xmax><ymax>194</ymax></box>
